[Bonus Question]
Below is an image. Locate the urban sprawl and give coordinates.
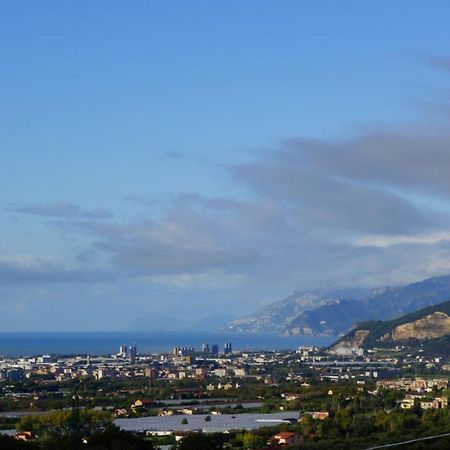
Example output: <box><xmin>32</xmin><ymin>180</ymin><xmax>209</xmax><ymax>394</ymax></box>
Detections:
<box><xmin>1</xmin><ymin>342</ymin><xmax>450</xmax><ymax>449</ymax></box>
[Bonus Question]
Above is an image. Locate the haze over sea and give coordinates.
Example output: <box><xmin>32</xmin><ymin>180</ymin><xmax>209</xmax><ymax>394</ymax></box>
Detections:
<box><xmin>0</xmin><ymin>332</ymin><xmax>334</xmax><ymax>358</ymax></box>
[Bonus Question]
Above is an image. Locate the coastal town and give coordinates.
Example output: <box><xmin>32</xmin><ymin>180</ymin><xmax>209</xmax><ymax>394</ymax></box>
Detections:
<box><xmin>2</xmin><ymin>340</ymin><xmax>450</xmax><ymax>449</ymax></box>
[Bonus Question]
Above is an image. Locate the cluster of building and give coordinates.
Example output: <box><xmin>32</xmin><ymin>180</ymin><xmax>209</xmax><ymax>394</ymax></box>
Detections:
<box><xmin>118</xmin><ymin>344</ymin><xmax>138</xmax><ymax>363</ymax></box>
<box><xmin>173</xmin><ymin>342</ymin><xmax>232</xmax><ymax>357</ymax></box>
<box><xmin>0</xmin><ymin>368</ymin><xmax>23</xmax><ymax>382</ymax></box>
<box><xmin>2</xmin><ymin>343</ymin><xmax>450</xmax><ymax>390</ymax></box>
<box><xmin>375</xmin><ymin>377</ymin><xmax>450</xmax><ymax>411</ymax></box>
<box><xmin>0</xmin><ymin>342</ymin><xmax>243</xmax><ymax>386</ymax></box>
<box><xmin>376</xmin><ymin>377</ymin><xmax>449</xmax><ymax>392</ymax></box>
<box><xmin>399</xmin><ymin>394</ymin><xmax>448</xmax><ymax>410</ymax></box>
<box><xmin>302</xmin><ymin>351</ymin><xmax>450</xmax><ymax>382</ymax></box>
<box><xmin>2</xmin><ymin>341</ymin><xmax>450</xmax><ymax>450</ymax></box>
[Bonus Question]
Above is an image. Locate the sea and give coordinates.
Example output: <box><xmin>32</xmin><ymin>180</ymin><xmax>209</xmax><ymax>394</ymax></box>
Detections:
<box><xmin>0</xmin><ymin>331</ymin><xmax>335</xmax><ymax>357</ymax></box>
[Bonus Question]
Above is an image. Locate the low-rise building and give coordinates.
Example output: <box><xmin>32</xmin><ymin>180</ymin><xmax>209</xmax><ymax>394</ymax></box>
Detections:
<box><xmin>272</xmin><ymin>431</ymin><xmax>303</xmax><ymax>446</ymax></box>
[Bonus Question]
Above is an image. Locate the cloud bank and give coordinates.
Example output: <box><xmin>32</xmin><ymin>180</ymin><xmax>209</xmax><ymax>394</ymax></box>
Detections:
<box><xmin>5</xmin><ymin>59</ymin><xmax>450</xmax><ymax>328</ymax></box>
<box><xmin>8</xmin><ymin>120</ymin><xmax>450</xmax><ymax>294</ymax></box>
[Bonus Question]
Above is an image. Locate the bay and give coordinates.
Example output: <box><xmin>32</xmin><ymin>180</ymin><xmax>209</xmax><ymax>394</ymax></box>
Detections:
<box><xmin>0</xmin><ymin>331</ymin><xmax>335</xmax><ymax>357</ymax></box>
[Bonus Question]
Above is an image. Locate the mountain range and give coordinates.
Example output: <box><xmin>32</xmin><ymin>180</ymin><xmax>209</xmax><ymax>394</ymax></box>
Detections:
<box><xmin>225</xmin><ymin>275</ymin><xmax>450</xmax><ymax>336</ymax></box>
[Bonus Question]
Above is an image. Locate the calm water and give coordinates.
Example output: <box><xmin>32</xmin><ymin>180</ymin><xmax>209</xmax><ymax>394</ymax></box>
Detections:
<box><xmin>0</xmin><ymin>331</ymin><xmax>335</xmax><ymax>357</ymax></box>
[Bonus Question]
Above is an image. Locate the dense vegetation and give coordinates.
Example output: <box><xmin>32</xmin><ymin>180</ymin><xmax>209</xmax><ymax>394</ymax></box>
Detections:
<box><xmin>1</xmin><ymin>382</ymin><xmax>450</xmax><ymax>449</ymax></box>
<box><xmin>1</xmin><ymin>408</ymin><xmax>154</xmax><ymax>450</ymax></box>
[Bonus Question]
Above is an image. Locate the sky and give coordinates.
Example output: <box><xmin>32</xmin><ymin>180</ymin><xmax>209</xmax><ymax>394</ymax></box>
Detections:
<box><xmin>3</xmin><ymin>1</ymin><xmax>450</xmax><ymax>330</ymax></box>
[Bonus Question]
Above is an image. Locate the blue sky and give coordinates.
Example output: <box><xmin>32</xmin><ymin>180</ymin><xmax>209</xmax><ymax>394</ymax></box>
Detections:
<box><xmin>2</xmin><ymin>1</ymin><xmax>450</xmax><ymax>330</ymax></box>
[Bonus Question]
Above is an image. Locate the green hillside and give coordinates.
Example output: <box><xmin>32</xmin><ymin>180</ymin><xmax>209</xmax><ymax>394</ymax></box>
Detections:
<box><xmin>329</xmin><ymin>300</ymin><xmax>450</xmax><ymax>354</ymax></box>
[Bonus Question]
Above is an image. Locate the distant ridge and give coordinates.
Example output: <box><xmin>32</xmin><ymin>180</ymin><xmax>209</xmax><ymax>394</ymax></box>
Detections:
<box><xmin>225</xmin><ymin>287</ymin><xmax>376</xmax><ymax>334</ymax></box>
<box><xmin>225</xmin><ymin>275</ymin><xmax>450</xmax><ymax>337</ymax></box>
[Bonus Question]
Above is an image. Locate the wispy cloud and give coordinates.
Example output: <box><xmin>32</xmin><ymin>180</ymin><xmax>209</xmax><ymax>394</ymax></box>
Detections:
<box><xmin>0</xmin><ymin>254</ymin><xmax>113</xmax><ymax>285</ymax></box>
<box><xmin>355</xmin><ymin>232</ymin><xmax>450</xmax><ymax>248</ymax></box>
<box><xmin>7</xmin><ymin>59</ymin><xmax>450</xmax><ymax>309</ymax></box>
<box><xmin>10</xmin><ymin>116</ymin><xmax>450</xmax><ymax>291</ymax></box>
<box><xmin>6</xmin><ymin>201</ymin><xmax>113</xmax><ymax>220</ymax></box>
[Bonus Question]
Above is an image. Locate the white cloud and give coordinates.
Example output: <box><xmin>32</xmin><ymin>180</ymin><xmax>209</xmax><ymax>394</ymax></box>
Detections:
<box><xmin>355</xmin><ymin>232</ymin><xmax>450</xmax><ymax>248</ymax></box>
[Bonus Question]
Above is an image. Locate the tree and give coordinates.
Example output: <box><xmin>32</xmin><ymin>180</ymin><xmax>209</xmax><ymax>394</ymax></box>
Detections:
<box><xmin>86</xmin><ymin>426</ymin><xmax>155</xmax><ymax>450</ymax></box>
<box><xmin>333</xmin><ymin>408</ymin><xmax>352</xmax><ymax>437</ymax></box>
<box><xmin>177</xmin><ymin>433</ymin><xmax>225</xmax><ymax>450</ymax></box>
<box><xmin>242</xmin><ymin>432</ymin><xmax>265</xmax><ymax>449</ymax></box>
<box><xmin>0</xmin><ymin>435</ymin><xmax>39</xmax><ymax>450</ymax></box>
<box><xmin>300</xmin><ymin>414</ymin><xmax>316</xmax><ymax>436</ymax></box>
